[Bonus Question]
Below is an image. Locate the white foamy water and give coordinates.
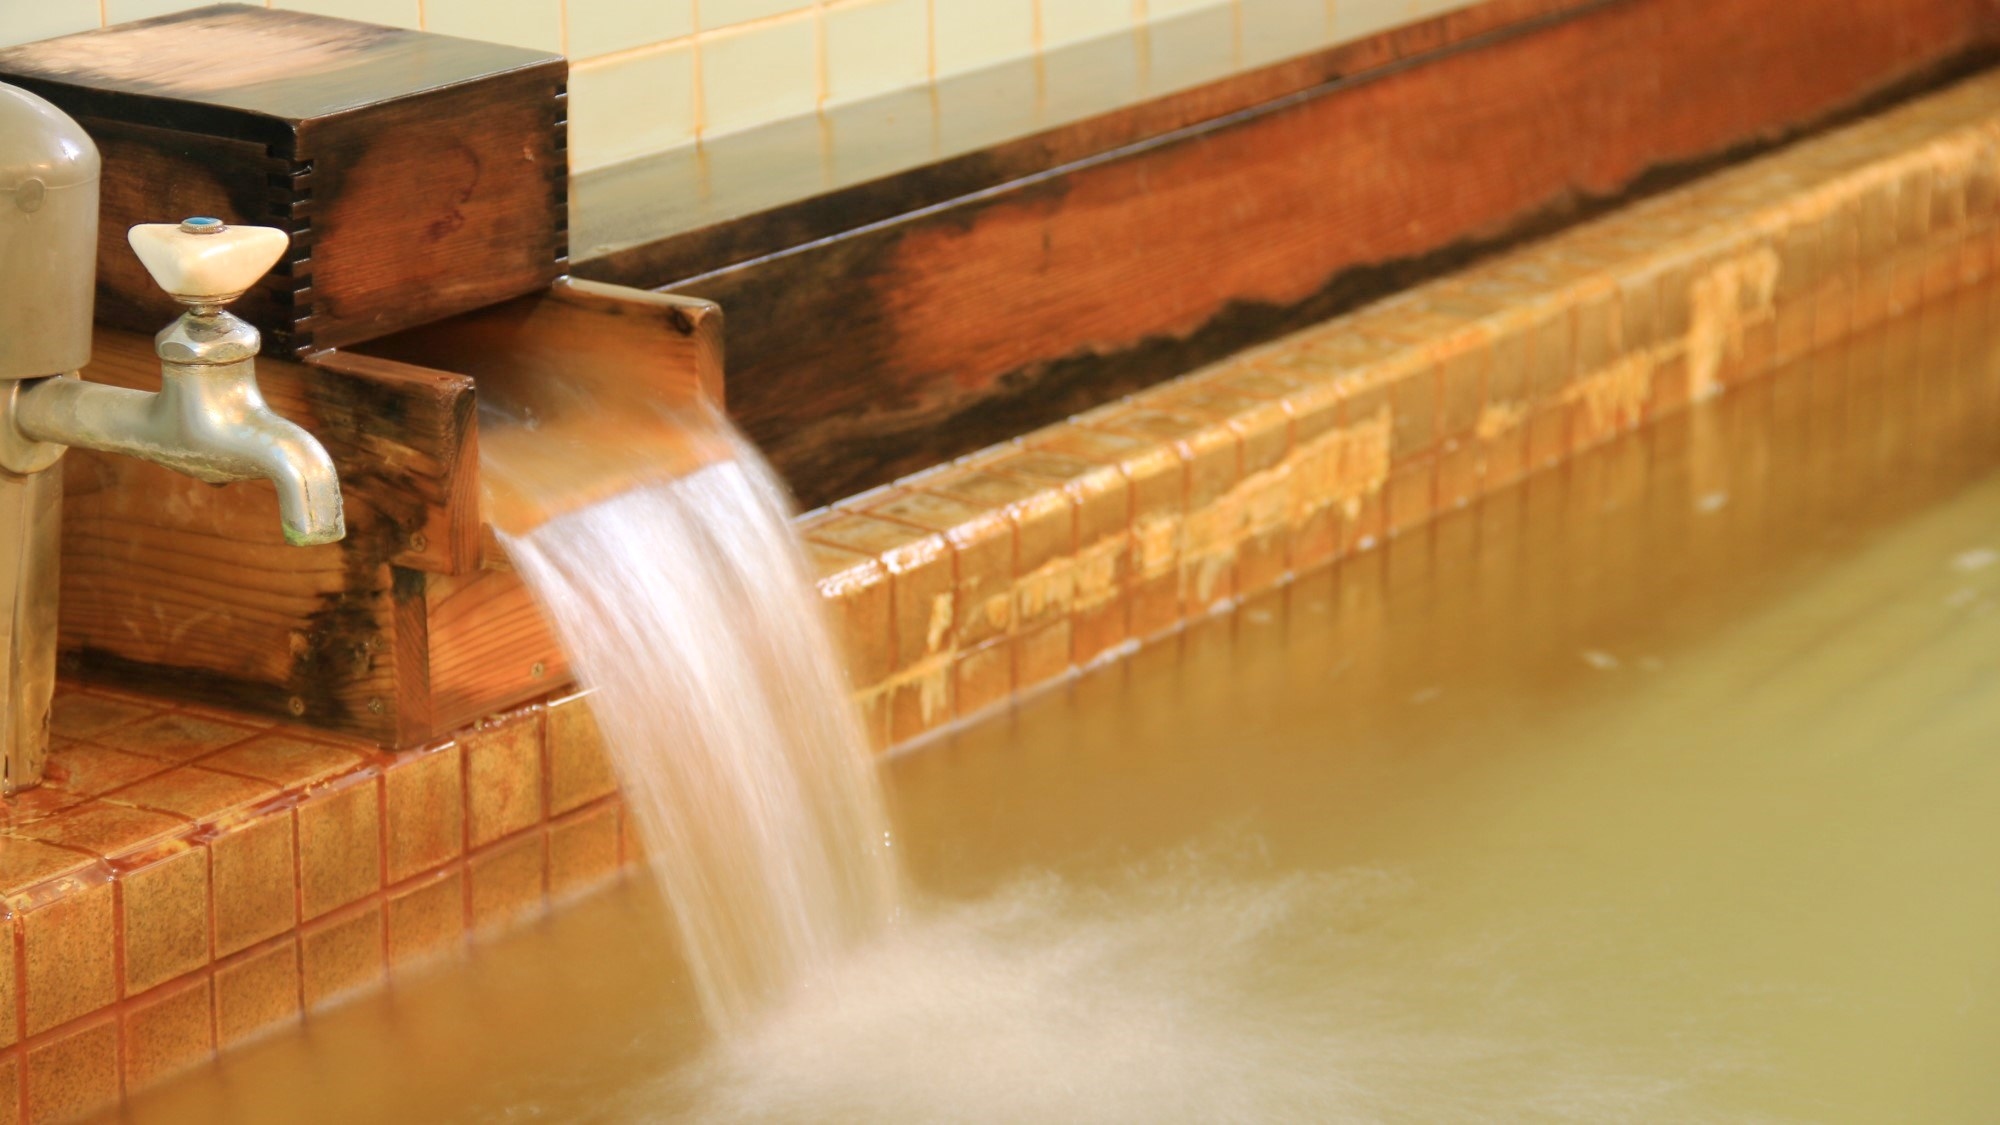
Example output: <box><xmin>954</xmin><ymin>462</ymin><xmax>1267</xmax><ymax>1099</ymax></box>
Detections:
<box><xmin>499</xmin><ymin>421</ymin><xmax>899</xmax><ymax>1030</ymax></box>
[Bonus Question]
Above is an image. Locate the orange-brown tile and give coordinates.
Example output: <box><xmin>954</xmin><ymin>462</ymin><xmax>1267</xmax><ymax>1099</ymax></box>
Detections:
<box><xmin>40</xmin><ymin>744</ymin><xmax>168</xmax><ymax>799</ymax></box>
<box><xmin>807</xmin><ymin>544</ymin><xmax>895</xmax><ymax>689</ymax></box>
<box><xmin>209</xmin><ymin>808</ymin><xmax>296</xmax><ymax>958</ymax></box>
<box><xmin>1091</xmin><ymin>406</ymin><xmax>1239</xmax><ymax>509</ymax></box>
<box><xmin>855</xmin><ymin>687</ymin><xmax>893</xmax><ymax>753</ymax></box>
<box><xmin>1385</xmin><ymin>456</ymin><xmax>1438</xmax><ymax>537</ymax></box>
<box><xmin>923</xmin><ymin>469</ymin><xmax>1075</xmax><ymax>631</ymax></box>
<box><xmin>203</xmin><ymin>734</ymin><xmax>368</xmax><ymax>790</ymax></box>
<box><xmin>297</xmin><ymin>776</ymin><xmax>382</xmax><ymax>921</ymax></box>
<box><xmin>805</xmin><ymin>510</ymin><xmax>957</xmax><ymax>675</ymax></box>
<box><xmin>17</xmin><ymin>802</ymin><xmax>185</xmax><ymax>860</ymax></box>
<box><xmin>0</xmin><ymin>838</ymin><xmax>96</xmax><ymax>899</ymax></box>
<box><xmin>549</xmin><ymin>803</ymin><xmax>622</xmax><ymax>901</ymax></box>
<box><xmin>386</xmin><ymin>868</ymin><xmax>465</xmax><ymax>970</ymax></box>
<box><xmin>48</xmin><ymin>692</ymin><xmax>154</xmax><ymax>741</ymax></box>
<box><xmin>300</xmin><ymin>903</ymin><xmax>385</xmax><ymax>1012</ymax></box>
<box><xmin>107</xmin><ymin>712</ymin><xmax>261</xmax><ymax>763</ymax></box>
<box><xmin>1014</xmin><ymin>620</ymin><xmax>1073</xmax><ymax>693</ymax></box>
<box><xmin>102</xmin><ymin>766</ymin><xmax>278</xmax><ymax>821</ymax></box>
<box><xmin>858</xmin><ymin>489</ymin><xmax>1015</xmax><ymax>650</ymax></box>
<box><xmin>0</xmin><ymin>1050</ymin><xmax>17</xmax><ymax>1125</ymax></box>
<box><xmin>545</xmin><ymin>693</ymin><xmax>619</xmax><ymax>817</ymax></box>
<box><xmin>118</xmin><ymin>842</ymin><xmax>210</xmax><ymax>995</ymax></box>
<box><xmin>23</xmin><ymin>1015</ymin><xmax>117</xmax><ymax>1124</ymax></box>
<box><xmin>952</xmin><ymin>640</ymin><xmax>1013</xmax><ymax>719</ymax></box>
<box><xmin>213</xmin><ymin>938</ymin><xmax>300</xmax><ymax>1048</ymax></box>
<box><xmin>384</xmin><ymin>743</ymin><xmax>463</xmax><ymax>884</ymax></box>
<box><xmin>463</xmin><ymin>713</ymin><xmax>545</xmax><ymax>850</ymax></box>
<box><xmin>20</xmin><ymin>877</ymin><xmax>115</xmax><ymax>1037</ymax></box>
<box><xmin>1528</xmin><ymin>306</ymin><xmax>1577</xmax><ymax>402</ymax></box>
<box><xmin>0</xmin><ymin>923</ymin><xmax>13</xmax><ymax>1049</ymax></box>
<box><xmin>121</xmin><ymin>975</ymin><xmax>214</xmax><ymax>1093</ymax></box>
<box><xmin>468</xmin><ymin>832</ymin><xmax>546</xmax><ymax>934</ymax></box>
<box><xmin>886</xmin><ymin>664</ymin><xmax>954</xmax><ymax>746</ymax></box>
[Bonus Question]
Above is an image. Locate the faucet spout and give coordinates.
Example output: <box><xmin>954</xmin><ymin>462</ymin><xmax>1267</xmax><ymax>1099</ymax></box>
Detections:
<box><xmin>11</xmin><ymin>365</ymin><xmax>346</xmax><ymax>545</ymax></box>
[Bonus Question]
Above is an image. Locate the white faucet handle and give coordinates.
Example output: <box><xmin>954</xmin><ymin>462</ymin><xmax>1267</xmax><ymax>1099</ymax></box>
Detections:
<box><xmin>128</xmin><ymin>218</ymin><xmax>289</xmax><ymax>308</ymax></box>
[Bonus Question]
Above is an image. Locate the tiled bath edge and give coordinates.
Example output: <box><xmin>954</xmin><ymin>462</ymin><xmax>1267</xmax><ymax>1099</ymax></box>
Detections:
<box><xmin>801</xmin><ymin>68</ymin><xmax>2000</xmax><ymax>752</ymax></box>
<box><xmin>0</xmin><ymin>690</ymin><xmax>632</xmax><ymax>1123</ymax></box>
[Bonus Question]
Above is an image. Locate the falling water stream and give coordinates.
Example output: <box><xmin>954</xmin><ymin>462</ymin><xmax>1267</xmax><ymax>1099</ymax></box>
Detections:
<box><xmin>496</xmin><ymin>412</ymin><xmax>899</xmax><ymax>1030</ymax></box>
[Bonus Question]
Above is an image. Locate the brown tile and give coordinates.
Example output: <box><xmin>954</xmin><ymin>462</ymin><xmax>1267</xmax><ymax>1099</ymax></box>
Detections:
<box><xmin>463</xmin><ymin>714</ymin><xmax>545</xmax><ymax>850</ymax></box>
<box><xmin>1014</xmin><ymin>620</ymin><xmax>1073</xmax><ymax>692</ymax></box>
<box><xmin>1386</xmin><ymin>456</ymin><xmax>1438</xmax><ymax>537</ymax></box>
<box><xmin>548</xmin><ymin>803</ymin><xmax>622</xmax><ymax>901</ymax></box>
<box><xmin>119</xmin><ymin>842</ymin><xmax>211</xmax><ymax>995</ymax></box>
<box><xmin>0</xmin><ymin>921</ymin><xmax>13</xmax><ymax>1049</ymax></box>
<box><xmin>213</xmin><ymin>939</ymin><xmax>300</xmax><ymax>1048</ymax></box>
<box><xmin>804</xmin><ymin>512</ymin><xmax>957</xmax><ymax>672</ymax></box>
<box><xmin>106</xmin><ymin>712</ymin><xmax>261</xmax><ymax>763</ymax></box>
<box><xmin>0</xmin><ymin>785</ymin><xmax>82</xmax><ymax>834</ymax></box>
<box><xmin>546</xmin><ymin>694</ymin><xmax>619</xmax><ymax>817</ymax></box>
<box><xmin>39</xmin><ymin>745</ymin><xmax>168</xmax><ymax>798</ymax></box>
<box><xmin>203</xmin><ymin>734</ymin><xmax>368</xmax><ymax>790</ymax></box>
<box><xmin>858</xmin><ymin>489</ymin><xmax>1016</xmax><ymax>650</ymax></box>
<box><xmin>807</xmin><ymin>544</ymin><xmax>895</xmax><ymax>689</ymax></box>
<box><xmin>121</xmin><ymin>975</ymin><xmax>214</xmax><ymax>1093</ymax></box>
<box><xmin>48</xmin><ymin>692</ymin><xmax>155</xmax><ymax>740</ymax></box>
<box><xmin>210</xmin><ymin>809</ymin><xmax>296</xmax><ymax>958</ymax></box>
<box><xmin>1092</xmin><ymin>406</ymin><xmax>1239</xmax><ymax>509</ymax></box>
<box><xmin>0</xmin><ymin>1051</ymin><xmax>16</xmax><ymax>1125</ymax></box>
<box><xmin>102</xmin><ymin>766</ymin><xmax>279</xmax><ymax>822</ymax></box>
<box><xmin>922</xmin><ymin>469</ymin><xmax>1075</xmax><ymax>629</ymax></box>
<box><xmin>23</xmin><ymin>1016</ymin><xmax>117</xmax><ymax>1124</ymax></box>
<box><xmin>467</xmin><ymin>832</ymin><xmax>545</xmax><ymax>934</ymax></box>
<box><xmin>384</xmin><ymin>744</ymin><xmax>464</xmax><ymax>884</ymax></box>
<box><xmin>20</xmin><ymin>878</ymin><xmax>115</xmax><ymax>1036</ymax></box>
<box><xmin>0</xmin><ymin>838</ymin><xmax>95</xmax><ymax>898</ymax></box>
<box><xmin>300</xmin><ymin>903</ymin><xmax>384</xmax><ymax>1012</ymax></box>
<box><xmin>17</xmin><ymin>802</ymin><xmax>186</xmax><ymax>860</ymax></box>
<box><xmin>297</xmin><ymin>777</ymin><xmax>382</xmax><ymax>921</ymax></box>
<box><xmin>387</xmin><ymin>868</ymin><xmax>465</xmax><ymax>970</ymax></box>
<box><xmin>952</xmin><ymin>641</ymin><xmax>1013</xmax><ymax>718</ymax></box>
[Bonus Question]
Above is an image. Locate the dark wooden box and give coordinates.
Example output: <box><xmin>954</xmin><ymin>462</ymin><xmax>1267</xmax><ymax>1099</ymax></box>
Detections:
<box><xmin>0</xmin><ymin>4</ymin><xmax>567</xmax><ymax>354</ymax></box>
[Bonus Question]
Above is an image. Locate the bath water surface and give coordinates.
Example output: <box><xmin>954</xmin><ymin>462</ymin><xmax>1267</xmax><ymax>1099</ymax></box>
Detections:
<box><xmin>106</xmin><ymin>286</ymin><xmax>2000</xmax><ymax>1123</ymax></box>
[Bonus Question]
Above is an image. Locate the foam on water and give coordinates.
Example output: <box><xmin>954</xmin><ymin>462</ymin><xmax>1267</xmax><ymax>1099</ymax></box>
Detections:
<box><xmin>499</xmin><ymin>419</ymin><xmax>899</xmax><ymax>1030</ymax></box>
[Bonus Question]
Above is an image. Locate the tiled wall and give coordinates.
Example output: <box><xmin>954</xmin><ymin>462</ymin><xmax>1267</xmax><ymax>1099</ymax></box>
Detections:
<box><xmin>800</xmin><ymin>69</ymin><xmax>2000</xmax><ymax>752</ymax></box>
<box><xmin>0</xmin><ymin>0</ymin><xmax>1478</xmax><ymax>173</ymax></box>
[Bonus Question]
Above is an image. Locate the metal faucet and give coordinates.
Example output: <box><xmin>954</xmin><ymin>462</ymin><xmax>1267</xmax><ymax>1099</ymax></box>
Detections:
<box><xmin>0</xmin><ymin>83</ymin><xmax>344</xmax><ymax>794</ymax></box>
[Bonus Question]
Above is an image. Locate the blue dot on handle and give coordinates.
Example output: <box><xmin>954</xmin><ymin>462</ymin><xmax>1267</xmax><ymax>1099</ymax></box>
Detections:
<box><xmin>182</xmin><ymin>217</ymin><xmax>223</xmax><ymax>229</ymax></box>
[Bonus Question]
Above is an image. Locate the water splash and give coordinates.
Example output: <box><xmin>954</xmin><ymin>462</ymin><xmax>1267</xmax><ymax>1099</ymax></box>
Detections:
<box><xmin>498</xmin><ymin>414</ymin><xmax>899</xmax><ymax>1030</ymax></box>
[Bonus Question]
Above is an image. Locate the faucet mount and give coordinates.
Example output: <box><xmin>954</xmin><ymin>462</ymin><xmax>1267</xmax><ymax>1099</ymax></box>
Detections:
<box><xmin>1</xmin><ymin>82</ymin><xmax>346</xmax><ymax>793</ymax></box>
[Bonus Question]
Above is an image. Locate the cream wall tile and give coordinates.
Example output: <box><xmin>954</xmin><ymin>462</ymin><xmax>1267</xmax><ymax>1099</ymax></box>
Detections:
<box><xmin>702</xmin><ymin>0</ymin><xmax>813</xmax><ymax>31</ymax></box>
<box><xmin>569</xmin><ymin>42</ymin><xmax>698</xmax><ymax>171</ymax></box>
<box><xmin>566</xmin><ymin>0</ymin><xmax>695</xmax><ymax>58</ymax></box>
<box><xmin>701</xmin><ymin>13</ymin><xmax>819</xmax><ymax>135</ymax></box>
<box><xmin>277</xmin><ymin>0</ymin><xmax>422</xmax><ymax>29</ymax></box>
<box><xmin>0</xmin><ymin>0</ymin><xmax>98</xmax><ymax>48</ymax></box>
<box><xmin>933</xmin><ymin>0</ymin><xmax>1035</xmax><ymax>79</ymax></box>
<box><xmin>1240</xmin><ymin>0</ymin><xmax>1330</xmax><ymax>68</ymax></box>
<box><xmin>1148</xmin><ymin>0</ymin><xmax>1229</xmax><ymax>18</ymax></box>
<box><xmin>1143</xmin><ymin>5</ymin><xmax>1236</xmax><ymax>96</ymax></box>
<box><xmin>1041</xmin><ymin>0</ymin><xmax>1135</xmax><ymax>50</ymax></box>
<box><xmin>425</xmin><ymin>0</ymin><xmax>563</xmax><ymax>53</ymax></box>
<box><xmin>102</xmin><ymin>0</ymin><xmax>207</xmax><ymax>23</ymax></box>
<box><xmin>825</xmin><ymin>0</ymin><xmax>928</xmax><ymax>107</ymax></box>
<box><xmin>1334</xmin><ymin>0</ymin><xmax>1407</xmax><ymax>41</ymax></box>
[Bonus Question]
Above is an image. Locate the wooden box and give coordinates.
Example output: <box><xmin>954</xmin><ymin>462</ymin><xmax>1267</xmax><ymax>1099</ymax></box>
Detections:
<box><xmin>0</xmin><ymin>4</ymin><xmax>567</xmax><ymax>354</ymax></box>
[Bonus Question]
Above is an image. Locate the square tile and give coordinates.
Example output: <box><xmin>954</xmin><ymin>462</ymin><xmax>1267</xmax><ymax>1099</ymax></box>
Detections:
<box><xmin>549</xmin><ymin>804</ymin><xmax>623</xmax><ymax>900</ymax></box>
<box><xmin>387</xmin><ymin>869</ymin><xmax>466</xmax><ymax>971</ymax></box>
<box><xmin>40</xmin><ymin>745</ymin><xmax>168</xmax><ymax>799</ymax></box>
<box><xmin>0</xmin><ymin>924</ymin><xmax>13</xmax><ymax>1048</ymax></box>
<box><xmin>933</xmin><ymin>0</ymin><xmax>1034</xmax><ymax>77</ymax></box>
<box><xmin>48</xmin><ymin>693</ymin><xmax>154</xmax><ymax>741</ymax></box>
<box><xmin>566</xmin><ymin>0</ymin><xmax>693</xmax><ymax>58</ymax></box>
<box><xmin>825</xmin><ymin>0</ymin><xmax>928</xmax><ymax>107</ymax></box>
<box><xmin>952</xmin><ymin>640</ymin><xmax>1012</xmax><ymax>718</ymax></box>
<box><xmin>856</xmin><ymin>490</ymin><xmax>1016</xmax><ymax>650</ymax></box>
<box><xmin>1042</xmin><ymin>0</ymin><xmax>1133</xmax><ymax>47</ymax></box>
<box><xmin>806</xmin><ymin>544</ymin><xmax>895</xmax><ymax>689</ymax></box>
<box><xmin>210</xmin><ymin>809</ymin><xmax>297</xmax><ymax>958</ymax></box>
<box><xmin>103</xmin><ymin>766</ymin><xmax>277</xmax><ymax>822</ymax></box>
<box><xmin>803</xmin><ymin>512</ymin><xmax>956</xmax><ymax>672</ymax></box>
<box><xmin>119</xmin><ymin>842</ymin><xmax>211</xmax><ymax>995</ymax></box>
<box><xmin>300</xmin><ymin>904</ymin><xmax>385</xmax><ymax>1012</ymax></box>
<box><xmin>468</xmin><ymin>833</ymin><xmax>547</xmax><ymax>934</ymax></box>
<box><xmin>464</xmin><ymin>714</ymin><xmax>545</xmax><ymax>850</ymax></box>
<box><xmin>384</xmin><ymin>744</ymin><xmax>464</xmax><ymax>884</ymax></box>
<box><xmin>702</xmin><ymin>0</ymin><xmax>809</xmax><ymax>29</ymax></box>
<box><xmin>425</xmin><ymin>0</ymin><xmax>563</xmax><ymax>53</ymax></box>
<box><xmin>23</xmin><ymin>1016</ymin><xmax>117</xmax><ymax>1124</ymax></box>
<box><xmin>203</xmin><ymin>734</ymin><xmax>368</xmax><ymax>791</ymax></box>
<box><xmin>1014</xmin><ymin>620</ymin><xmax>1073</xmax><ymax>691</ymax></box>
<box><xmin>0</xmin><ymin>0</ymin><xmax>96</xmax><ymax>51</ymax></box>
<box><xmin>214</xmin><ymin>939</ymin><xmax>301</xmax><ymax>1049</ymax></box>
<box><xmin>568</xmin><ymin>44</ymin><xmax>698</xmax><ymax>174</ymax></box>
<box><xmin>121</xmin><ymin>975</ymin><xmax>214</xmax><ymax>1094</ymax></box>
<box><xmin>700</xmin><ymin>14</ymin><xmax>818</xmax><ymax>136</ymax></box>
<box><xmin>106</xmin><ymin>712</ymin><xmax>260</xmax><ymax>763</ymax></box>
<box><xmin>0</xmin><ymin>838</ymin><xmax>95</xmax><ymax>899</ymax></box>
<box><xmin>546</xmin><ymin>695</ymin><xmax>619</xmax><ymax>817</ymax></box>
<box><xmin>297</xmin><ymin>778</ymin><xmax>382</xmax><ymax>920</ymax></box>
<box><xmin>277</xmin><ymin>0</ymin><xmax>422</xmax><ymax>27</ymax></box>
<box><xmin>21</xmin><ymin>879</ymin><xmax>115</xmax><ymax>1037</ymax></box>
<box><xmin>18</xmin><ymin>802</ymin><xmax>185</xmax><ymax>860</ymax></box>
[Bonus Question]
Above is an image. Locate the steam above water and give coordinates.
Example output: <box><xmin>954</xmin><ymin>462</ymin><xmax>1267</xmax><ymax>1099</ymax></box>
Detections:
<box><xmin>500</xmin><ymin>423</ymin><xmax>899</xmax><ymax>1030</ymax></box>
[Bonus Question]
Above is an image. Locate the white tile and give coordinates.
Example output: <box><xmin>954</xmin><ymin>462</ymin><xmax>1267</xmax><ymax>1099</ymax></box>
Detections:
<box><xmin>1147</xmin><ymin>0</ymin><xmax>1227</xmax><ymax>17</ymax></box>
<box><xmin>824</xmin><ymin>0</ymin><xmax>927</xmax><ymax>107</ymax></box>
<box><xmin>1143</xmin><ymin>5</ymin><xmax>1234</xmax><ymax>96</ymax></box>
<box><xmin>0</xmin><ymin>0</ymin><xmax>98</xmax><ymax>48</ymax></box>
<box><xmin>102</xmin><ymin>0</ymin><xmax>210</xmax><ymax>24</ymax></box>
<box><xmin>568</xmin><ymin>41</ymin><xmax>698</xmax><ymax>171</ymax></box>
<box><xmin>1239</xmin><ymin>0</ymin><xmax>1330</xmax><ymax>68</ymax></box>
<box><xmin>701</xmin><ymin>0</ymin><xmax>811</xmax><ymax>31</ymax></box>
<box><xmin>699</xmin><ymin>12</ymin><xmax>818</xmax><ymax>135</ymax></box>
<box><xmin>277</xmin><ymin>0</ymin><xmax>423</xmax><ymax>29</ymax></box>
<box><xmin>566</xmin><ymin>0</ymin><xmax>694</xmax><ymax>58</ymax></box>
<box><xmin>1332</xmin><ymin>0</ymin><xmax>1407</xmax><ymax>41</ymax></box>
<box><xmin>425</xmin><ymin>0</ymin><xmax>564</xmax><ymax>53</ymax></box>
<box><xmin>1040</xmin><ymin>0</ymin><xmax>1134</xmax><ymax>49</ymax></box>
<box><xmin>932</xmin><ymin>0</ymin><xmax>1034</xmax><ymax>79</ymax></box>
